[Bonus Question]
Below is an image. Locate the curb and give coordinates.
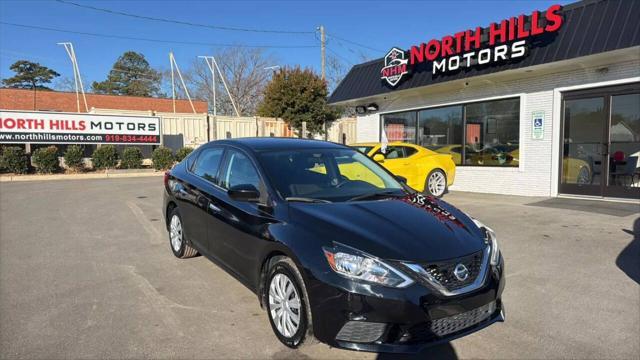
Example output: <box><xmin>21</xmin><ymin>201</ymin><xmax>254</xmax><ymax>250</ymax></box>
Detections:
<box><xmin>0</xmin><ymin>171</ymin><xmax>165</xmax><ymax>182</ymax></box>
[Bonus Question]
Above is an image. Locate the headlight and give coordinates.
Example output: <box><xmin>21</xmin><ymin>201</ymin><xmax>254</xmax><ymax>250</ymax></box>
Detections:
<box><xmin>323</xmin><ymin>243</ymin><xmax>414</xmax><ymax>288</ymax></box>
<box><xmin>472</xmin><ymin>218</ymin><xmax>500</xmax><ymax>266</ymax></box>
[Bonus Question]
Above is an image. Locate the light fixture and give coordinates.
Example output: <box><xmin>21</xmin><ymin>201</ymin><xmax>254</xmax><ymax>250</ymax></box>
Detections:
<box><xmin>366</xmin><ymin>103</ymin><xmax>379</xmax><ymax>112</ymax></box>
<box><xmin>355</xmin><ymin>106</ymin><xmax>367</xmax><ymax>114</ymax></box>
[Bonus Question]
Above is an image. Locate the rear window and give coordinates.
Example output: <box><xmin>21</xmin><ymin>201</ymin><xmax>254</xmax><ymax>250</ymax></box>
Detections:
<box><xmin>193</xmin><ymin>147</ymin><xmax>224</xmax><ymax>183</ymax></box>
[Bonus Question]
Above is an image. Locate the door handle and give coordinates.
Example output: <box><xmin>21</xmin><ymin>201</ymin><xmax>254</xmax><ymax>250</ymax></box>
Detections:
<box><xmin>209</xmin><ymin>203</ymin><xmax>221</xmax><ymax>213</ymax></box>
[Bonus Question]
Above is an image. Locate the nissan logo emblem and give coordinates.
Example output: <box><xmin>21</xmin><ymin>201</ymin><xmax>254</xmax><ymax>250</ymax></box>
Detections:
<box><xmin>453</xmin><ymin>263</ymin><xmax>470</xmax><ymax>281</ymax></box>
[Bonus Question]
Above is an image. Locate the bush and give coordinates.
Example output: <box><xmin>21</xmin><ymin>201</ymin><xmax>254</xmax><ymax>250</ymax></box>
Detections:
<box><xmin>31</xmin><ymin>146</ymin><xmax>60</xmax><ymax>174</ymax></box>
<box><xmin>152</xmin><ymin>146</ymin><xmax>174</xmax><ymax>170</ymax></box>
<box><xmin>92</xmin><ymin>145</ymin><xmax>118</xmax><ymax>170</ymax></box>
<box><xmin>121</xmin><ymin>147</ymin><xmax>143</xmax><ymax>169</ymax></box>
<box><xmin>175</xmin><ymin>147</ymin><xmax>193</xmax><ymax>162</ymax></box>
<box><xmin>1</xmin><ymin>147</ymin><xmax>29</xmax><ymax>174</ymax></box>
<box><xmin>63</xmin><ymin>145</ymin><xmax>84</xmax><ymax>171</ymax></box>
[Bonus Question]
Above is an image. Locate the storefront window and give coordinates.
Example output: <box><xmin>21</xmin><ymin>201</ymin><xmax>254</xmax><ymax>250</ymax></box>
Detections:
<box><xmin>464</xmin><ymin>98</ymin><xmax>520</xmax><ymax>166</ymax></box>
<box><xmin>418</xmin><ymin>105</ymin><xmax>463</xmax><ymax>164</ymax></box>
<box><xmin>382</xmin><ymin>111</ymin><xmax>416</xmax><ymax>143</ymax></box>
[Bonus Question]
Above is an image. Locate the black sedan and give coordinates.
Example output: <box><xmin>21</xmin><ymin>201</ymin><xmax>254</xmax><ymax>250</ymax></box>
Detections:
<box><xmin>163</xmin><ymin>138</ymin><xmax>505</xmax><ymax>353</ymax></box>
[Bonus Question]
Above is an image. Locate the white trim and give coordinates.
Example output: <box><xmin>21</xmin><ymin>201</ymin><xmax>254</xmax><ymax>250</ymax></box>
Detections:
<box><xmin>551</xmin><ymin>77</ymin><xmax>640</xmax><ymax>197</ymax></box>
<box><xmin>518</xmin><ymin>93</ymin><xmax>527</xmax><ymax>173</ymax></box>
<box><xmin>378</xmin><ymin>92</ymin><xmax>526</xmax><ymax>115</ymax></box>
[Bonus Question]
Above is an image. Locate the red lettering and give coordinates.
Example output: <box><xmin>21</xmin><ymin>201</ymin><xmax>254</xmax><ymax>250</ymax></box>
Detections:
<box><xmin>34</xmin><ymin>119</ymin><xmax>44</xmax><ymax>129</ymax></box>
<box><xmin>531</xmin><ymin>11</ymin><xmax>544</xmax><ymax>35</ymax></box>
<box><xmin>508</xmin><ymin>17</ymin><xmax>517</xmax><ymax>41</ymax></box>
<box><xmin>545</xmin><ymin>4</ymin><xmax>563</xmax><ymax>32</ymax></box>
<box><xmin>441</xmin><ymin>36</ymin><xmax>454</xmax><ymax>57</ymax></box>
<box><xmin>464</xmin><ymin>27</ymin><xmax>481</xmax><ymax>51</ymax></box>
<box><xmin>454</xmin><ymin>32</ymin><xmax>465</xmax><ymax>53</ymax></box>
<box><xmin>517</xmin><ymin>14</ymin><xmax>530</xmax><ymax>39</ymax></box>
<box><xmin>50</xmin><ymin>120</ymin><xmax>61</xmax><ymax>130</ymax></box>
<box><xmin>425</xmin><ymin>39</ymin><xmax>441</xmax><ymax>61</ymax></box>
<box><xmin>410</xmin><ymin>44</ymin><xmax>425</xmax><ymax>65</ymax></box>
<box><xmin>489</xmin><ymin>20</ymin><xmax>508</xmax><ymax>45</ymax></box>
<box><xmin>78</xmin><ymin>120</ymin><xmax>86</xmax><ymax>131</ymax></box>
<box><xmin>17</xmin><ymin>119</ymin><xmax>26</xmax><ymax>129</ymax></box>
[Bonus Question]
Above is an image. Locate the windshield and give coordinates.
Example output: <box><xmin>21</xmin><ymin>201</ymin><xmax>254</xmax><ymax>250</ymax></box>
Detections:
<box><xmin>259</xmin><ymin>148</ymin><xmax>404</xmax><ymax>202</ymax></box>
<box><xmin>352</xmin><ymin>146</ymin><xmax>373</xmax><ymax>155</ymax></box>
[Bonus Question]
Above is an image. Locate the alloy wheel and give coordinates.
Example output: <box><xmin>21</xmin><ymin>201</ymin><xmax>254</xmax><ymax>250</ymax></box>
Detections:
<box><xmin>269</xmin><ymin>273</ymin><xmax>301</xmax><ymax>338</ymax></box>
<box><xmin>169</xmin><ymin>215</ymin><xmax>183</xmax><ymax>252</ymax></box>
<box><xmin>428</xmin><ymin>171</ymin><xmax>447</xmax><ymax>197</ymax></box>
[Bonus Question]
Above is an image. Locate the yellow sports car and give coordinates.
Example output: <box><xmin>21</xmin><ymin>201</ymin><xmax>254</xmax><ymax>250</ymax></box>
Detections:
<box><xmin>350</xmin><ymin>142</ymin><xmax>456</xmax><ymax>197</ymax></box>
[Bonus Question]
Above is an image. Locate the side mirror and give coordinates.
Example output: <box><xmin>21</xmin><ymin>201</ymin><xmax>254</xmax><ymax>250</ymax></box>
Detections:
<box><xmin>373</xmin><ymin>154</ymin><xmax>385</xmax><ymax>163</ymax></box>
<box><xmin>228</xmin><ymin>184</ymin><xmax>260</xmax><ymax>202</ymax></box>
<box><xmin>395</xmin><ymin>175</ymin><xmax>408</xmax><ymax>184</ymax></box>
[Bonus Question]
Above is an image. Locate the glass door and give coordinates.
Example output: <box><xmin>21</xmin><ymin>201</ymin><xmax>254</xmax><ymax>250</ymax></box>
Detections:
<box><xmin>560</xmin><ymin>83</ymin><xmax>640</xmax><ymax>199</ymax></box>
<box><xmin>560</xmin><ymin>96</ymin><xmax>606</xmax><ymax>196</ymax></box>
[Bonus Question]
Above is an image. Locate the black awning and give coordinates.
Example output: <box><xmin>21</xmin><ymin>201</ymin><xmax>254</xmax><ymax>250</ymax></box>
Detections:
<box><xmin>328</xmin><ymin>0</ymin><xmax>640</xmax><ymax>104</ymax></box>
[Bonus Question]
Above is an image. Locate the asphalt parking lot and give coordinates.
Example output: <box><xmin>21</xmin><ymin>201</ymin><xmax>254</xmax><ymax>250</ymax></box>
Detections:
<box><xmin>0</xmin><ymin>177</ymin><xmax>638</xmax><ymax>359</ymax></box>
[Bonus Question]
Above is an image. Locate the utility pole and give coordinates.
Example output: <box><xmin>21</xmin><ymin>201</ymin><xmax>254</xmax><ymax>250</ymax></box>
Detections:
<box><xmin>319</xmin><ymin>25</ymin><xmax>326</xmax><ymax>81</ymax></box>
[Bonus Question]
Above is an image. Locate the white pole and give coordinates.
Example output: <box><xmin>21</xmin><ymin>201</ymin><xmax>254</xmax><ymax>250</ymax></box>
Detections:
<box><xmin>58</xmin><ymin>42</ymin><xmax>80</xmax><ymax>112</ymax></box>
<box><xmin>198</xmin><ymin>56</ymin><xmax>216</xmax><ymax>117</ymax></box>
<box><xmin>212</xmin><ymin>57</ymin><xmax>240</xmax><ymax>117</ymax></box>
<box><xmin>170</xmin><ymin>52</ymin><xmax>196</xmax><ymax>114</ymax></box>
<box><xmin>69</xmin><ymin>44</ymin><xmax>88</xmax><ymax>112</ymax></box>
<box><xmin>170</xmin><ymin>52</ymin><xmax>176</xmax><ymax>113</ymax></box>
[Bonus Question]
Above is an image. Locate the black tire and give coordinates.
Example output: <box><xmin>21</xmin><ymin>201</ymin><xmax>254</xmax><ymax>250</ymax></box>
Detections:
<box><xmin>265</xmin><ymin>257</ymin><xmax>315</xmax><ymax>348</ymax></box>
<box><xmin>425</xmin><ymin>169</ymin><xmax>447</xmax><ymax>198</ymax></box>
<box><xmin>168</xmin><ymin>207</ymin><xmax>198</xmax><ymax>259</ymax></box>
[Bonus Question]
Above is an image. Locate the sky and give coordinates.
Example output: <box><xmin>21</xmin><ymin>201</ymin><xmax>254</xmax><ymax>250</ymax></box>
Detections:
<box><xmin>0</xmin><ymin>0</ymin><xmax>570</xmax><ymax>91</ymax></box>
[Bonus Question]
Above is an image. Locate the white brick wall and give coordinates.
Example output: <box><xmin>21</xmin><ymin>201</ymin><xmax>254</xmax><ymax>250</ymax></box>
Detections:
<box><xmin>354</xmin><ymin>58</ymin><xmax>640</xmax><ymax>196</ymax></box>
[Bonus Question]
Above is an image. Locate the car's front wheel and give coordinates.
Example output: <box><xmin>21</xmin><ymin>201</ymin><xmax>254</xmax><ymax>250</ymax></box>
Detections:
<box><xmin>425</xmin><ymin>169</ymin><xmax>447</xmax><ymax>197</ymax></box>
<box><xmin>266</xmin><ymin>257</ymin><xmax>314</xmax><ymax>348</ymax></box>
<box><xmin>168</xmin><ymin>207</ymin><xmax>198</xmax><ymax>259</ymax></box>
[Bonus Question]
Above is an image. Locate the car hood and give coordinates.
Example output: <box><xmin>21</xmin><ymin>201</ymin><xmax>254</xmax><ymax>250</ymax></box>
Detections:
<box><xmin>289</xmin><ymin>194</ymin><xmax>486</xmax><ymax>262</ymax></box>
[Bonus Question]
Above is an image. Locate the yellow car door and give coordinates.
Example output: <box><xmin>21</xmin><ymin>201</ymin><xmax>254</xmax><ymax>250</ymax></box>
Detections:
<box><xmin>374</xmin><ymin>146</ymin><xmax>419</xmax><ymax>186</ymax></box>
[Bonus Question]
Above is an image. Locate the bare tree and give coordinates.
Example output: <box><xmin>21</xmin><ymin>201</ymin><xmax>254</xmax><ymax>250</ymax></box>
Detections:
<box><xmin>180</xmin><ymin>47</ymin><xmax>277</xmax><ymax>116</ymax></box>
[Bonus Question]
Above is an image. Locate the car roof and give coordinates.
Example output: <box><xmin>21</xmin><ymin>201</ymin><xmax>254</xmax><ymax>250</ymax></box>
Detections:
<box><xmin>350</xmin><ymin>142</ymin><xmax>416</xmax><ymax>147</ymax></box>
<box><xmin>209</xmin><ymin>137</ymin><xmax>348</xmax><ymax>152</ymax></box>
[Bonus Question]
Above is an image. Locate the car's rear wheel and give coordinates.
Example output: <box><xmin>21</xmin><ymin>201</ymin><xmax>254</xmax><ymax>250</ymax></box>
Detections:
<box><xmin>266</xmin><ymin>257</ymin><xmax>314</xmax><ymax>348</ymax></box>
<box><xmin>168</xmin><ymin>208</ymin><xmax>198</xmax><ymax>259</ymax></box>
<box><xmin>425</xmin><ymin>169</ymin><xmax>447</xmax><ymax>197</ymax></box>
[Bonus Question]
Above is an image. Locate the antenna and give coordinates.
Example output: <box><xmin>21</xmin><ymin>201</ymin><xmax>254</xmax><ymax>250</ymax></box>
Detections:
<box><xmin>57</xmin><ymin>42</ymin><xmax>88</xmax><ymax>112</ymax></box>
<box><xmin>169</xmin><ymin>51</ymin><xmax>196</xmax><ymax>114</ymax></box>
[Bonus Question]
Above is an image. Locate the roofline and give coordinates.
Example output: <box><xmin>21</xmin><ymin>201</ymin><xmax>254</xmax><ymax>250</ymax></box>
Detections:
<box><xmin>0</xmin><ymin>87</ymin><xmax>208</xmax><ymax>103</ymax></box>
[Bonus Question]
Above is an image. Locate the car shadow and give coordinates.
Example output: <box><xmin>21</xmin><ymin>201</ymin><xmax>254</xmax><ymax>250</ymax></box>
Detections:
<box><xmin>376</xmin><ymin>342</ymin><xmax>458</xmax><ymax>360</ymax></box>
<box><xmin>616</xmin><ymin>217</ymin><xmax>640</xmax><ymax>285</ymax></box>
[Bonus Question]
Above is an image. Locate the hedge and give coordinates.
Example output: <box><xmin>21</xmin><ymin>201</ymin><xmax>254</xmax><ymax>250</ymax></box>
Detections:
<box><xmin>92</xmin><ymin>145</ymin><xmax>118</xmax><ymax>169</ymax></box>
<box><xmin>1</xmin><ymin>147</ymin><xmax>29</xmax><ymax>174</ymax></box>
<box><xmin>31</xmin><ymin>146</ymin><xmax>59</xmax><ymax>174</ymax></box>
<box><xmin>64</xmin><ymin>145</ymin><xmax>84</xmax><ymax>171</ymax></box>
<box><xmin>120</xmin><ymin>147</ymin><xmax>144</xmax><ymax>169</ymax></box>
<box><xmin>175</xmin><ymin>147</ymin><xmax>193</xmax><ymax>163</ymax></box>
<box><xmin>152</xmin><ymin>146</ymin><xmax>174</xmax><ymax>170</ymax></box>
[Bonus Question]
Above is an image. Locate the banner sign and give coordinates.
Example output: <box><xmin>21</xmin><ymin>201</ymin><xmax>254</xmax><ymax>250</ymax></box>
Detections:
<box><xmin>0</xmin><ymin>110</ymin><xmax>161</xmax><ymax>144</ymax></box>
<box><xmin>532</xmin><ymin>110</ymin><xmax>545</xmax><ymax>140</ymax></box>
<box><xmin>380</xmin><ymin>4</ymin><xmax>563</xmax><ymax>87</ymax></box>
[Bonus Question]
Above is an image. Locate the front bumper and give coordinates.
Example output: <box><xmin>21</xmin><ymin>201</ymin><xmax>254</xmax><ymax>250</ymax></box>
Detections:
<box><xmin>305</xmin><ymin>256</ymin><xmax>505</xmax><ymax>353</ymax></box>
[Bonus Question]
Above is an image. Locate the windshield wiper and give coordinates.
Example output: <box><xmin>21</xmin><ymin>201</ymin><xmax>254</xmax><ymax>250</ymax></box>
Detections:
<box><xmin>285</xmin><ymin>197</ymin><xmax>332</xmax><ymax>204</ymax></box>
<box><xmin>347</xmin><ymin>190</ymin><xmax>405</xmax><ymax>202</ymax></box>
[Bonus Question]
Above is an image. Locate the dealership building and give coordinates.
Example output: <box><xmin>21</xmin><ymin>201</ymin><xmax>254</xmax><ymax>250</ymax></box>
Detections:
<box><xmin>329</xmin><ymin>0</ymin><xmax>639</xmax><ymax>200</ymax></box>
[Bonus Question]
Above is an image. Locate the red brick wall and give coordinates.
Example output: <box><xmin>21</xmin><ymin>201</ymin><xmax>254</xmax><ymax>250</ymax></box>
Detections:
<box><xmin>0</xmin><ymin>88</ymin><xmax>208</xmax><ymax>113</ymax></box>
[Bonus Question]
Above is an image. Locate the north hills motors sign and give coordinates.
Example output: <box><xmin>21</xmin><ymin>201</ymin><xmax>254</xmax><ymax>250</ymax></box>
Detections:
<box><xmin>0</xmin><ymin>110</ymin><xmax>161</xmax><ymax>145</ymax></box>
<box><xmin>380</xmin><ymin>4</ymin><xmax>564</xmax><ymax>87</ymax></box>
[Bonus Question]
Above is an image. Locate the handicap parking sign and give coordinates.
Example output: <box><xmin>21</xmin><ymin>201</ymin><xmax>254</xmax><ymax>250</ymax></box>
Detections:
<box><xmin>532</xmin><ymin>111</ymin><xmax>544</xmax><ymax>140</ymax></box>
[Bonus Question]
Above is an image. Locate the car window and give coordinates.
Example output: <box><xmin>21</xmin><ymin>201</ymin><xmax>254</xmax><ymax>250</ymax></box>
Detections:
<box><xmin>377</xmin><ymin>146</ymin><xmax>407</xmax><ymax>159</ymax></box>
<box><xmin>402</xmin><ymin>146</ymin><xmax>417</xmax><ymax>157</ymax></box>
<box><xmin>221</xmin><ymin>150</ymin><xmax>262</xmax><ymax>190</ymax></box>
<box><xmin>193</xmin><ymin>147</ymin><xmax>224</xmax><ymax>183</ymax></box>
<box><xmin>353</xmin><ymin>146</ymin><xmax>373</xmax><ymax>154</ymax></box>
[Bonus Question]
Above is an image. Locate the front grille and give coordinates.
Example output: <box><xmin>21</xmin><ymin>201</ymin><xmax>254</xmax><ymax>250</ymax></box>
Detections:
<box><xmin>335</xmin><ymin>321</ymin><xmax>386</xmax><ymax>343</ymax></box>
<box><xmin>398</xmin><ymin>301</ymin><xmax>496</xmax><ymax>343</ymax></box>
<box><xmin>430</xmin><ymin>301</ymin><xmax>496</xmax><ymax>336</ymax></box>
<box><xmin>420</xmin><ymin>249</ymin><xmax>484</xmax><ymax>291</ymax></box>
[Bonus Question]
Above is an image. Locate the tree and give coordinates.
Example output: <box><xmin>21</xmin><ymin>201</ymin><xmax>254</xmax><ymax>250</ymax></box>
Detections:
<box><xmin>92</xmin><ymin>51</ymin><xmax>162</xmax><ymax>97</ymax></box>
<box><xmin>2</xmin><ymin>60</ymin><xmax>60</xmax><ymax>109</ymax></box>
<box><xmin>178</xmin><ymin>47</ymin><xmax>276</xmax><ymax>116</ymax></box>
<box><xmin>2</xmin><ymin>60</ymin><xmax>60</xmax><ymax>90</ymax></box>
<box><xmin>257</xmin><ymin>67</ymin><xmax>339</xmax><ymax>136</ymax></box>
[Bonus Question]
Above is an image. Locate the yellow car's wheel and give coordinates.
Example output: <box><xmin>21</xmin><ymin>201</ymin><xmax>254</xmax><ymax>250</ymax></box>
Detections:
<box><xmin>425</xmin><ymin>169</ymin><xmax>447</xmax><ymax>197</ymax></box>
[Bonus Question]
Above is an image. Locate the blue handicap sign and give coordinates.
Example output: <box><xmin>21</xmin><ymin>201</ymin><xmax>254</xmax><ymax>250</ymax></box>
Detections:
<box><xmin>534</xmin><ymin>118</ymin><xmax>543</xmax><ymax>127</ymax></box>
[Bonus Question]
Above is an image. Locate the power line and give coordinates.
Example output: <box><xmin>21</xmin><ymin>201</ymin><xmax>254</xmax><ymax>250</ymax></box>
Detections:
<box><xmin>326</xmin><ymin>33</ymin><xmax>383</xmax><ymax>53</ymax></box>
<box><xmin>326</xmin><ymin>47</ymin><xmax>353</xmax><ymax>66</ymax></box>
<box><xmin>55</xmin><ymin>0</ymin><xmax>314</xmax><ymax>35</ymax></box>
<box><xmin>0</xmin><ymin>22</ymin><xmax>319</xmax><ymax>49</ymax></box>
